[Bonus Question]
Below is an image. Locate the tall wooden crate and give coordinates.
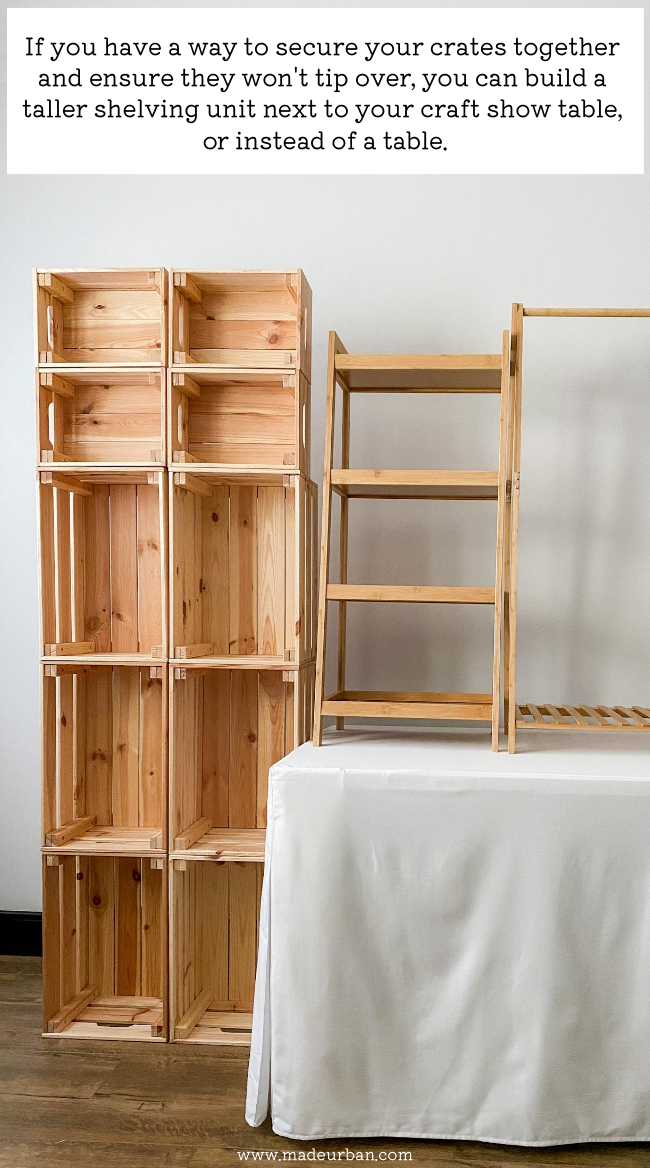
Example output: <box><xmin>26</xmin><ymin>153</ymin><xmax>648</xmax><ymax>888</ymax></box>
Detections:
<box><xmin>168</xmin><ymin>270</ymin><xmax>316</xmax><ymax>1046</ymax></box>
<box><xmin>42</xmin><ymin>852</ymin><xmax>167</xmax><ymax>1040</ymax></box>
<box><xmin>170</xmin><ymin>855</ymin><xmax>263</xmax><ymax>1044</ymax></box>
<box><xmin>37</xmin><ymin>269</ymin><xmax>170</xmax><ymax>1041</ymax></box>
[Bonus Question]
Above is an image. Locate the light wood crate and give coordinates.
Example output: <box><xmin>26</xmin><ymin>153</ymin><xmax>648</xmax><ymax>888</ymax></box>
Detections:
<box><xmin>35</xmin><ymin>268</ymin><xmax>167</xmax><ymax>366</ymax></box>
<box><xmin>170</xmin><ymin>269</ymin><xmax>311</xmax><ymax>379</ymax></box>
<box><xmin>169</xmin><ymin>367</ymin><xmax>309</xmax><ymax>473</ymax></box>
<box><xmin>170</xmin><ymin>660</ymin><xmax>315</xmax><ymax>856</ymax></box>
<box><xmin>39</xmin><ymin>469</ymin><xmax>167</xmax><ymax>661</ymax></box>
<box><xmin>170</xmin><ymin>471</ymin><xmax>317</xmax><ymax>667</ymax></box>
<box><xmin>170</xmin><ymin>856</ymin><xmax>262</xmax><ymax>1045</ymax></box>
<box><xmin>42</xmin><ymin>662</ymin><xmax>167</xmax><ymax>855</ymax></box>
<box><xmin>42</xmin><ymin>853</ymin><xmax>167</xmax><ymax>1041</ymax></box>
<box><xmin>38</xmin><ymin>368</ymin><xmax>165</xmax><ymax>467</ymax></box>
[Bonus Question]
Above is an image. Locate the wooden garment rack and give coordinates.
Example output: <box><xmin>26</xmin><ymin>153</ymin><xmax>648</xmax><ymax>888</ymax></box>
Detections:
<box><xmin>505</xmin><ymin>305</ymin><xmax>650</xmax><ymax>753</ymax></box>
<box><xmin>313</xmin><ymin>331</ymin><xmax>512</xmax><ymax>750</ymax></box>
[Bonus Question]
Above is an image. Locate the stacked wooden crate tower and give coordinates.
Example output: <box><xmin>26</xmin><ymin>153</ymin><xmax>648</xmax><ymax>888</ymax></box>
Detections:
<box><xmin>36</xmin><ymin>267</ymin><xmax>316</xmax><ymax>1044</ymax></box>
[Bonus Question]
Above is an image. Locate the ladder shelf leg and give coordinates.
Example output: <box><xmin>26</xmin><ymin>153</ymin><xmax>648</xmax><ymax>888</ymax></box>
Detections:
<box><xmin>313</xmin><ymin>332</ymin><xmax>344</xmax><ymax>746</ymax></box>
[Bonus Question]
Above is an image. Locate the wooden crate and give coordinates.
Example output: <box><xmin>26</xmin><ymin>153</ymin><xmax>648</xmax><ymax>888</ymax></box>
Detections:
<box><xmin>170</xmin><ymin>471</ymin><xmax>317</xmax><ymax>665</ymax></box>
<box><xmin>42</xmin><ymin>852</ymin><xmax>167</xmax><ymax>1041</ymax></box>
<box><xmin>170</xmin><ymin>269</ymin><xmax>311</xmax><ymax>379</ymax></box>
<box><xmin>169</xmin><ymin>368</ymin><xmax>309</xmax><ymax>473</ymax></box>
<box><xmin>38</xmin><ymin>368</ymin><xmax>165</xmax><ymax>467</ymax></box>
<box><xmin>42</xmin><ymin>662</ymin><xmax>166</xmax><ymax>854</ymax></box>
<box><xmin>39</xmin><ymin>469</ymin><xmax>167</xmax><ymax>660</ymax></box>
<box><xmin>35</xmin><ymin>269</ymin><xmax>167</xmax><ymax>366</ymax></box>
<box><xmin>170</xmin><ymin>856</ymin><xmax>262</xmax><ymax>1045</ymax></box>
<box><xmin>170</xmin><ymin>661</ymin><xmax>314</xmax><ymax>855</ymax></box>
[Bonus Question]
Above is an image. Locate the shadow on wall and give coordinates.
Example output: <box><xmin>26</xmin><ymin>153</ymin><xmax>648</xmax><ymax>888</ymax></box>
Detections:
<box><xmin>519</xmin><ymin>317</ymin><xmax>650</xmax><ymax>706</ymax></box>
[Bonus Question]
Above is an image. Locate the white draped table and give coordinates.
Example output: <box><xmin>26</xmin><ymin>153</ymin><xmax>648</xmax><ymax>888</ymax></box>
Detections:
<box><xmin>246</xmin><ymin>729</ymin><xmax>650</xmax><ymax>1145</ymax></box>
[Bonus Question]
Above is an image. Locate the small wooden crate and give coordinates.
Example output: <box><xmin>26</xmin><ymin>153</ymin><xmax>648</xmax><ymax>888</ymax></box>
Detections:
<box><xmin>170</xmin><ymin>660</ymin><xmax>314</xmax><ymax>855</ymax></box>
<box><xmin>170</xmin><ymin>269</ymin><xmax>311</xmax><ymax>378</ymax></box>
<box><xmin>170</xmin><ymin>856</ymin><xmax>262</xmax><ymax>1045</ymax></box>
<box><xmin>169</xmin><ymin>368</ymin><xmax>309</xmax><ymax>473</ymax></box>
<box><xmin>39</xmin><ymin>469</ymin><xmax>167</xmax><ymax>660</ymax></box>
<box><xmin>42</xmin><ymin>852</ymin><xmax>167</xmax><ymax>1041</ymax></box>
<box><xmin>38</xmin><ymin>368</ymin><xmax>165</xmax><ymax>466</ymax></box>
<box><xmin>35</xmin><ymin>269</ymin><xmax>167</xmax><ymax>366</ymax></box>
<box><xmin>42</xmin><ymin>662</ymin><xmax>166</xmax><ymax>854</ymax></box>
<box><xmin>170</xmin><ymin>470</ymin><xmax>317</xmax><ymax>665</ymax></box>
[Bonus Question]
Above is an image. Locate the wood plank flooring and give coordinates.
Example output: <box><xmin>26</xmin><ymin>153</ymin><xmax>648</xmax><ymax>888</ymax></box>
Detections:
<box><xmin>2</xmin><ymin>956</ymin><xmax>650</xmax><ymax>1167</ymax></box>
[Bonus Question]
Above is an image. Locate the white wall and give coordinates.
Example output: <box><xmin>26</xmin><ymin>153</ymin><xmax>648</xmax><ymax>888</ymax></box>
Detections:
<box><xmin>1</xmin><ymin>0</ymin><xmax>649</xmax><ymax>910</ymax></box>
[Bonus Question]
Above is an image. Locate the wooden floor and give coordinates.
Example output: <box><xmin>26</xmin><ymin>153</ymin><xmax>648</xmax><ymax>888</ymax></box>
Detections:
<box><xmin>2</xmin><ymin>957</ymin><xmax>650</xmax><ymax>1167</ymax></box>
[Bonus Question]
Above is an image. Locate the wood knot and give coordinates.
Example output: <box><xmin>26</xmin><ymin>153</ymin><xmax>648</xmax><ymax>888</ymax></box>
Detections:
<box><xmin>92</xmin><ymin>895</ymin><xmax>101</xmax><ymax>906</ymax></box>
<box><xmin>248</xmin><ymin>732</ymin><xmax>256</xmax><ymax>744</ymax></box>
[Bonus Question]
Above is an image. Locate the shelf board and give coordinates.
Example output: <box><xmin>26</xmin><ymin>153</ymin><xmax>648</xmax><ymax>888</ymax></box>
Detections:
<box><xmin>326</xmin><ymin>585</ymin><xmax>495</xmax><ymax>604</ymax></box>
<box><xmin>335</xmin><ymin>353</ymin><xmax>502</xmax><ymax>391</ymax></box>
<box><xmin>174</xmin><ymin>1004</ymin><xmax>253</xmax><ymax>1046</ymax></box>
<box><xmin>172</xmin><ymin>828</ymin><xmax>266</xmax><ymax>861</ymax></box>
<box><xmin>42</xmin><ymin>826</ymin><xmax>165</xmax><ymax>856</ymax></box>
<box><xmin>39</xmin><ymin>362</ymin><xmax>164</xmax><ymax>371</ymax></box>
<box><xmin>330</xmin><ymin>469</ymin><xmax>499</xmax><ymax>500</ymax></box>
<box><xmin>170</xmin><ymin>463</ymin><xmax>303</xmax><ymax>483</ymax></box>
<box><xmin>516</xmin><ymin>704</ymin><xmax>650</xmax><ymax>731</ymax></box>
<box><xmin>42</xmin><ymin>653</ymin><xmax>164</xmax><ymax>667</ymax></box>
<box><xmin>322</xmin><ymin>691</ymin><xmax>492</xmax><ymax>721</ymax></box>
<box><xmin>45</xmin><ymin>994</ymin><xmax>165</xmax><ymax>1041</ymax></box>
<box><xmin>172</xmin><ymin>655</ymin><xmax>306</xmax><ymax>672</ymax></box>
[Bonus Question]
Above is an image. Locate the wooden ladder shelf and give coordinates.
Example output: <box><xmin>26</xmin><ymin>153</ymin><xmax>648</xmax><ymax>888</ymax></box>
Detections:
<box><xmin>313</xmin><ymin>332</ymin><xmax>512</xmax><ymax>751</ymax></box>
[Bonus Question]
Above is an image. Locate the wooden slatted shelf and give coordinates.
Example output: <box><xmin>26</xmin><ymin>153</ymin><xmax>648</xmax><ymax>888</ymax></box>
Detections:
<box><xmin>42</xmin><ymin>853</ymin><xmax>167</xmax><ymax>1041</ymax></box>
<box><xmin>170</xmin><ymin>662</ymin><xmax>314</xmax><ymax>853</ymax></box>
<box><xmin>170</xmin><ymin>269</ymin><xmax>311</xmax><ymax>378</ymax></box>
<box><xmin>170</xmin><ymin>856</ymin><xmax>261</xmax><ymax>1045</ymax></box>
<box><xmin>169</xmin><ymin>368</ymin><xmax>309</xmax><ymax>473</ymax></box>
<box><xmin>516</xmin><ymin>704</ymin><xmax>650</xmax><ymax>732</ymax></box>
<box><xmin>39</xmin><ymin>469</ymin><xmax>167</xmax><ymax>659</ymax></box>
<box><xmin>170</xmin><ymin>470</ymin><xmax>316</xmax><ymax>666</ymax></box>
<box><xmin>330</xmin><ymin>469</ymin><xmax>499</xmax><ymax>500</ymax></box>
<box><xmin>42</xmin><ymin>663</ymin><xmax>167</xmax><ymax>854</ymax></box>
<box><xmin>322</xmin><ymin>691</ymin><xmax>493</xmax><ymax>722</ymax></box>
<box><xmin>36</xmin><ymin>269</ymin><xmax>167</xmax><ymax>366</ymax></box>
<box><xmin>38</xmin><ymin>368</ymin><xmax>165</xmax><ymax>467</ymax></box>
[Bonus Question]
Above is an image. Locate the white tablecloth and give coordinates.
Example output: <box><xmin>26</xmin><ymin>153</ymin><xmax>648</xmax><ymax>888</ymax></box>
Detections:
<box><xmin>246</xmin><ymin>729</ymin><xmax>650</xmax><ymax>1145</ymax></box>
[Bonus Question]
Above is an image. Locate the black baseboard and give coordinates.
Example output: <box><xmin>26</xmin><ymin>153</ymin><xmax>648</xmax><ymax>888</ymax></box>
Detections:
<box><xmin>0</xmin><ymin>911</ymin><xmax>42</xmax><ymax>957</ymax></box>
